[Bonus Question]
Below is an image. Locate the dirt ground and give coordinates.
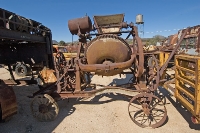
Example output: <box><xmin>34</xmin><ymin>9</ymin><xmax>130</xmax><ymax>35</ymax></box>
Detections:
<box><xmin>0</xmin><ymin>68</ymin><xmax>200</xmax><ymax>133</ymax></box>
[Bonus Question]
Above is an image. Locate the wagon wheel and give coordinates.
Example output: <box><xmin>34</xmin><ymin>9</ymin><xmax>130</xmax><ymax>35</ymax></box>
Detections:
<box><xmin>128</xmin><ymin>93</ymin><xmax>167</xmax><ymax>128</ymax></box>
<box><xmin>31</xmin><ymin>94</ymin><xmax>59</xmax><ymax>122</ymax></box>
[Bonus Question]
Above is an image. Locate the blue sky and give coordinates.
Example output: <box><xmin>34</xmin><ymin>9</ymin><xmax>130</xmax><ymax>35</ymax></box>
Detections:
<box><xmin>1</xmin><ymin>0</ymin><xmax>200</xmax><ymax>42</ymax></box>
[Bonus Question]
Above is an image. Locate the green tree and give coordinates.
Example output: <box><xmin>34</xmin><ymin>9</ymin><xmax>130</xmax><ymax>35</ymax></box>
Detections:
<box><xmin>148</xmin><ymin>35</ymin><xmax>166</xmax><ymax>45</ymax></box>
<box><xmin>59</xmin><ymin>40</ymin><xmax>65</xmax><ymax>46</ymax></box>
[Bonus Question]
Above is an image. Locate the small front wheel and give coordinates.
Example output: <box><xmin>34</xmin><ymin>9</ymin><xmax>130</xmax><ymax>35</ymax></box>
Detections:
<box><xmin>30</xmin><ymin>94</ymin><xmax>59</xmax><ymax>122</ymax></box>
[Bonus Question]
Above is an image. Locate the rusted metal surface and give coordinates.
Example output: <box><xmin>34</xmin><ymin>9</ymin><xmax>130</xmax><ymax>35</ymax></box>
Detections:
<box><xmin>68</xmin><ymin>16</ymin><xmax>92</xmax><ymax>35</ymax></box>
<box><xmin>93</xmin><ymin>14</ymin><xmax>124</xmax><ymax>33</ymax></box>
<box><xmin>128</xmin><ymin>93</ymin><xmax>167</xmax><ymax>128</ymax></box>
<box><xmin>79</xmin><ymin>54</ymin><xmax>135</xmax><ymax>76</ymax></box>
<box><xmin>31</xmin><ymin>13</ymin><xmax>168</xmax><ymax>128</ymax></box>
<box><xmin>83</xmin><ymin>34</ymin><xmax>132</xmax><ymax>76</ymax></box>
<box><xmin>0</xmin><ymin>80</ymin><xmax>17</xmax><ymax>121</ymax></box>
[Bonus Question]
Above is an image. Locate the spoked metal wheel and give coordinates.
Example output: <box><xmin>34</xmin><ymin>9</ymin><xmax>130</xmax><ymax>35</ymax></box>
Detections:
<box><xmin>128</xmin><ymin>93</ymin><xmax>167</xmax><ymax>128</ymax></box>
<box><xmin>31</xmin><ymin>94</ymin><xmax>59</xmax><ymax>122</ymax></box>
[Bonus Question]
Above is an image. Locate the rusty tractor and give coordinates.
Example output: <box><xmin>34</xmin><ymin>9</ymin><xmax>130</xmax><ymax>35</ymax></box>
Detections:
<box><xmin>30</xmin><ymin>14</ymin><xmax>188</xmax><ymax>128</ymax></box>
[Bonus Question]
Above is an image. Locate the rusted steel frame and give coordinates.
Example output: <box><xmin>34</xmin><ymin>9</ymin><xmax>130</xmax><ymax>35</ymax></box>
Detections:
<box><xmin>159</xmin><ymin>28</ymin><xmax>189</xmax><ymax>77</ymax></box>
<box><xmin>133</xmin><ymin>26</ymin><xmax>139</xmax><ymax>37</ymax></box>
<box><xmin>74</xmin><ymin>41</ymin><xmax>83</xmax><ymax>92</ymax></box>
<box><xmin>125</xmin><ymin>25</ymin><xmax>136</xmax><ymax>42</ymax></box>
<box><xmin>93</xmin><ymin>16</ymin><xmax>101</xmax><ymax>33</ymax></box>
<box><xmin>131</xmin><ymin>26</ymin><xmax>144</xmax><ymax>77</ymax></box>
<box><xmin>78</xmin><ymin>54</ymin><xmax>136</xmax><ymax>72</ymax></box>
<box><xmin>134</xmin><ymin>36</ymin><xmax>144</xmax><ymax>77</ymax></box>
<box><xmin>56</xmin><ymin>86</ymin><xmax>139</xmax><ymax>98</ymax></box>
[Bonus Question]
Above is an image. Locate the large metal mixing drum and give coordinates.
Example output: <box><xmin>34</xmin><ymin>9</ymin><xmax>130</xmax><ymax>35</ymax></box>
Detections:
<box><xmin>85</xmin><ymin>35</ymin><xmax>132</xmax><ymax>76</ymax></box>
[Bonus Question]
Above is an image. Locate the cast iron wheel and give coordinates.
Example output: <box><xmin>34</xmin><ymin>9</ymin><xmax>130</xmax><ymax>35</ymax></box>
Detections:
<box><xmin>128</xmin><ymin>93</ymin><xmax>167</xmax><ymax>128</ymax></box>
<box><xmin>31</xmin><ymin>94</ymin><xmax>59</xmax><ymax>122</ymax></box>
<box><xmin>15</xmin><ymin>63</ymin><xmax>31</xmax><ymax>77</ymax></box>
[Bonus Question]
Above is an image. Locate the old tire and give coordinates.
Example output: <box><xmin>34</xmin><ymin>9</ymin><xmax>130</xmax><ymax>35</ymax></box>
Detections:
<box><xmin>31</xmin><ymin>94</ymin><xmax>59</xmax><ymax>122</ymax></box>
<box><xmin>15</xmin><ymin>63</ymin><xmax>31</xmax><ymax>77</ymax></box>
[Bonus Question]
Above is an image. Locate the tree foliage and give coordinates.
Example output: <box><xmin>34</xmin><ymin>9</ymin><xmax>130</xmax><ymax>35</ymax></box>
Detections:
<box><xmin>59</xmin><ymin>40</ymin><xmax>66</xmax><ymax>46</ymax></box>
<box><xmin>145</xmin><ymin>35</ymin><xmax>166</xmax><ymax>46</ymax></box>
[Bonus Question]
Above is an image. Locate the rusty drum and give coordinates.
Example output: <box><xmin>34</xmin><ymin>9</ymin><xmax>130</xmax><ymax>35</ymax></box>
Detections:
<box><xmin>68</xmin><ymin>16</ymin><xmax>92</xmax><ymax>35</ymax></box>
<box><xmin>85</xmin><ymin>34</ymin><xmax>132</xmax><ymax>76</ymax></box>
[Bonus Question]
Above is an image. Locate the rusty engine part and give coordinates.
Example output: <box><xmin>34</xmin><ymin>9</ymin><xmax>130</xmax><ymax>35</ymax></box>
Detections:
<box><xmin>30</xmin><ymin>14</ymin><xmax>188</xmax><ymax>128</ymax></box>
<box><xmin>0</xmin><ymin>80</ymin><xmax>17</xmax><ymax>122</ymax></box>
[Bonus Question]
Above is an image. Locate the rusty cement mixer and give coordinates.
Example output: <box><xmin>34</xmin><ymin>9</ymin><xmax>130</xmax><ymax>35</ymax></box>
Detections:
<box><xmin>29</xmin><ymin>14</ymin><xmax>188</xmax><ymax>128</ymax></box>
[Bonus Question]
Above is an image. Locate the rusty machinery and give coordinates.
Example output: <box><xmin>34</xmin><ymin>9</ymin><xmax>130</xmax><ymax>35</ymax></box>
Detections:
<box><xmin>30</xmin><ymin>14</ymin><xmax>188</xmax><ymax>128</ymax></box>
<box><xmin>0</xmin><ymin>8</ymin><xmax>54</xmax><ymax>78</ymax></box>
<box><xmin>0</xmin><ymin>8</ymin><xmax>54</xmax><ymax>121</ymax></box>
